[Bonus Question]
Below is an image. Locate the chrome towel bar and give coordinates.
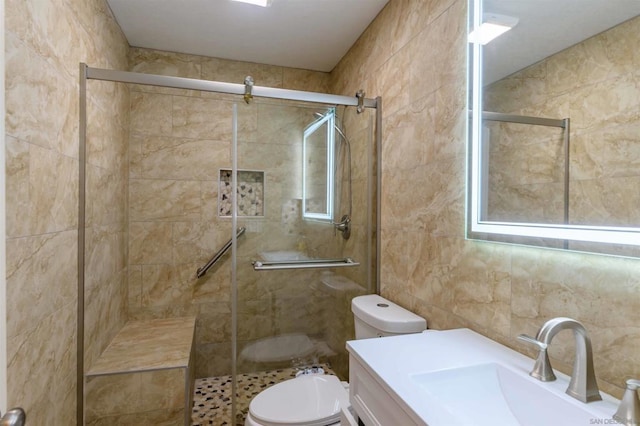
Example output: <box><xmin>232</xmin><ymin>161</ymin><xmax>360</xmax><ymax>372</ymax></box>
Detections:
<box><xmin>252</xmin><ymin>257</ymin><xmax>359</xmax><ymax>271</ymax></box>
<box><xmin>196</xmin><ymin>227</ymin><xmax>246</xmax><ymax>278</ymax></box>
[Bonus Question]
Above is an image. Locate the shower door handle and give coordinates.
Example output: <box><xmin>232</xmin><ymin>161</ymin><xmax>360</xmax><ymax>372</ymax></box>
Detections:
<box><xmin>0</xmin><ymin>408</ymin><xmax>26</xmax><ymax>426</ymax></box>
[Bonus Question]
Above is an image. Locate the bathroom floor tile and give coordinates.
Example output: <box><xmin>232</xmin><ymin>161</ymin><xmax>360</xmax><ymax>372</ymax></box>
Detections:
<box><xmin>191</xmin><ymin>363</ymin><xmax>335</xmax><ymax>426</ymax></box>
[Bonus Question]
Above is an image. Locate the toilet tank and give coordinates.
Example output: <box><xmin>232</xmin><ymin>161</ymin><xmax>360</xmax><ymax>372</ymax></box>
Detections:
<box><xmin>351</xmin><ymin>294</ymin><xmax>427</xmax><ymax>339</ymax></box>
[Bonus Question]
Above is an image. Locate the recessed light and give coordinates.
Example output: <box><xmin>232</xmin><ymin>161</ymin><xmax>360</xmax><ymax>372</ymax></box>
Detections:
<box><xmin>468</xmin><ymin>13</ymin><xmax>518</xmax><ymax>45</ymax></box>
<box><xmin>231</xmin><ymin>0</ymin><xmax>273</xmax><ymax>7</ymax></box>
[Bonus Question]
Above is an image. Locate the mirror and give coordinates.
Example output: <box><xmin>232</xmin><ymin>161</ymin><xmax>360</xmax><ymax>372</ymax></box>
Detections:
<box><xmin>468</xmin><ymin>0</ymin><xmax>640</xmax><ymax>256</ymax></box>
<box><xmin>303</xmin><ymin>110</ymin><xmax>335</xmax><ymax>221</ymax></box>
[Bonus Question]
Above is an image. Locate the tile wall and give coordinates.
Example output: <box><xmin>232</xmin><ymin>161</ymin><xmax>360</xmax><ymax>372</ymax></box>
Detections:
<box><xmin>330</xmin><ymin>0</ymin><xmax>640</xmax><ymax>397</ymax></box>
<box><xmin>127</xmin><ymin>48</ymin><xmax>369</xmax><ymax>379</ymax></box>
<box><xmin>13</xmin><ymin>1</ymin><xmax>636</xmax><ymax>423</ymax></box>
<box><xmin>484</xmin><ymin>15</ymin><xmax>640</xmax><ymax>256</ymax></box>
<box><xmin>5</xmin><ymin>0</ymin><xmax>129</xmax><ymax>423</ymax></box>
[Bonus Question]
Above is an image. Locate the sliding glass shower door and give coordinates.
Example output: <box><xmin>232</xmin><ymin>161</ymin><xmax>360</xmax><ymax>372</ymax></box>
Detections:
<box><xmin>230</xmin><ymin>98</ymin><xmax>376</xmax><ymax>423</ymax></box>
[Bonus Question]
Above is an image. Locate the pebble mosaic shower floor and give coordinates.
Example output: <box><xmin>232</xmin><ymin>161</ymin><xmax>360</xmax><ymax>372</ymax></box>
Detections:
<box><xmin>191</xmin><ymin>363</ymin><xmax>336</xmax><ymax>426</ymax></box>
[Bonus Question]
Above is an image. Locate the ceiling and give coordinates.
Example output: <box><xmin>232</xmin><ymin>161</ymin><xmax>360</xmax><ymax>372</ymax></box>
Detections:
<box><xmin>483</xmin><ymin>0</ymin><xmax>640</xmax><ymax>84</ymax></box>
<box><xmin>106</xmin><ymin>0</ymin><xmax>389</xmax><ymax>72</ymax></box>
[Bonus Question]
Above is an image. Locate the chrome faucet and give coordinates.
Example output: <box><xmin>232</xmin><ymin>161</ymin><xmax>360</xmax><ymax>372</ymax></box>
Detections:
<box><xmin>518</xmin><ymin>317</ymin><xmax>602</xmax><ymax>403</ymax></box>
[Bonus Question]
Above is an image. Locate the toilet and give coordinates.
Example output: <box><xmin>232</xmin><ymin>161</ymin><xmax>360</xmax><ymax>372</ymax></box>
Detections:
<box><xmin>245</xmin><ymin>294</ymin><xmax>427</xmax><ymax>426</ymax></box>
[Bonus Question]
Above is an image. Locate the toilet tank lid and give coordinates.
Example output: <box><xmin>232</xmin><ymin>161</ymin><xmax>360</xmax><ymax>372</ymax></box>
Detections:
<box><xmin>351</xmin><ymin>294</ymin><xmax>426</xmax><ymax>333</ymax></box>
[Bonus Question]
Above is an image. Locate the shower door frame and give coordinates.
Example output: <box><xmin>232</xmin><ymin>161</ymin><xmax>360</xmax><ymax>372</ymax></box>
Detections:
<box><xmin>78</xmin><ymin>63</ymin><xmax>382</xmax><ymax>424</ymax></box>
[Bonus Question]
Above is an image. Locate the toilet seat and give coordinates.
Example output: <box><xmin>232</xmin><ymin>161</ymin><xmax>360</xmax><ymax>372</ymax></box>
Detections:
<box><xmin>247</xmin><ymin>375</ymin><xmax>349</xmax><ymax>426</ymax></box>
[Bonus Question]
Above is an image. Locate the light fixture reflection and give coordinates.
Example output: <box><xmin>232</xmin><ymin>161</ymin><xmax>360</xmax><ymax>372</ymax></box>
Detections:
<box><xmin>468</xmin><ymin>13</ymin><xmax>518</xmax><ymax>45</ymax></box>
<box><xmin>231</xmin><ymin>0</ymin><xmax>273</xmax><ymax>7</ymax></box>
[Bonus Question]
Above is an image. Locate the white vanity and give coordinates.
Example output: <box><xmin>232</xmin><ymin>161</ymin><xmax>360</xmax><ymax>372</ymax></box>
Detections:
<box><xmin>347</xmin><ymin>329</ymin><xmax>620</xmax><ymax>426</ymax></box>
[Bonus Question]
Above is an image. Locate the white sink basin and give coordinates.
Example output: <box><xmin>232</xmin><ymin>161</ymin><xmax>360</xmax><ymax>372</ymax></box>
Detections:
<box><xmin>347</xmin><ymin>329</ymin><xmax>620</xmax><ymax>426</ymax></box>
<box><xmin>412</xmin><ymin>363</ymin><xmax>603</xmax><ymax>426</ymax></box>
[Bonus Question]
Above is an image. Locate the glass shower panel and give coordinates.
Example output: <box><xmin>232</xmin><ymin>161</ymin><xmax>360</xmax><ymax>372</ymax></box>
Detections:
<box><xmin>231</xmin><ymin>99</ymin><xmax>375</xmax><ymax>423</ymax></box>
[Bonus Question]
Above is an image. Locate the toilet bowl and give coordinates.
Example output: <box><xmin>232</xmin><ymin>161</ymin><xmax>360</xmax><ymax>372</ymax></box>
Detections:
<box><xmin>245</xmin><ymin>374</ymin><xmax>348</xmax><ymax>426</ymax></box>
<box><xmin>245</xmin><ymin>294</ymin><xmax>426</xmax><ymax>426</ymax></box>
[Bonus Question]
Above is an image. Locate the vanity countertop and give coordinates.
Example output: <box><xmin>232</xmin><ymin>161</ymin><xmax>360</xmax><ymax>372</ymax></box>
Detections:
<box><xmin>347</xmin><ymin>328</ymin><xmax>619</xmax><ymax>426</ymax></box>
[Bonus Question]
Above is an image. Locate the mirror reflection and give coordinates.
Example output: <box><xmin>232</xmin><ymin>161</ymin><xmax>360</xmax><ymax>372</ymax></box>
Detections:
<box><xmin>469</xmin><ymin>0</ymin><xmax>640</xmax><ymax>255</ymax></box>
<box><xmin>303</xmin><ymin>110</ymin><xmax>335</xmax><ymax>220</ymax></box>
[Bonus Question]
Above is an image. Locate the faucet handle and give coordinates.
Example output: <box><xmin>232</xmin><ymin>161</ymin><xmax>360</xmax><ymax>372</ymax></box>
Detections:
<box><xmin>517</xmin><ymin>334</ymin><xmax>548</xmax><ymax>350</ymax></box>
<box><xmin>517</xmin><ymin>334</ymin><xmax>557</xmax><ymax>382</ymax></box>
<box><xmin>613</xmin><ymin>379</ymin><xmax>640</xmax><ymax>426</ymax></box>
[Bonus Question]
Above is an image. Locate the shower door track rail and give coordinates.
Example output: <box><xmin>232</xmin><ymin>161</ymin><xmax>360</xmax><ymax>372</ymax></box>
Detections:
<box><xmin>197</xmin><ymin>227</ymin><xmax>246</xmax><ymax>278</ymax></box>
<box><xmin>470</xmin><ymin>110</ymin><xmax>567</xmax><ymax>128</ymax></box>
<box><xmin>252</xmin><ymin>257</ymin><xmax>359</xmax><ymax>271</ymax></box>
<box><xmin>83</xmin><ymin>64</ymin><xmax>378</xmax><ymax>108</ymax></box>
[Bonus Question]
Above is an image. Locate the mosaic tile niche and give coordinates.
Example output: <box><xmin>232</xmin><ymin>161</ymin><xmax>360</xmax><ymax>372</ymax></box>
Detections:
<box><xmin>219</xmin><ymin>170</ymin><xmax>265</xmax><ymax>217</ymax></box>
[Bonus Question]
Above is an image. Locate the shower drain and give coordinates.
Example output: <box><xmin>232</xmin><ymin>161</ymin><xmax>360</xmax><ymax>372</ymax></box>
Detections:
<box><xmin>295</xmin><ymin>366</ymin><xmax>326</xmax><ymax>377</ymax></box>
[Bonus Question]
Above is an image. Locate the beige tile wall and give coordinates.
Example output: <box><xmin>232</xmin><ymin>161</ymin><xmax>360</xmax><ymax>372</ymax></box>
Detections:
<box><xmin>85</xmin><ymin>369</ymin><xmax>186</xmax><ymax>426</ymax></box>
<box><xmin>127</xmin><ymin>48</ymin><xmax>368</xmax><ymax>379</ymax></box>
<box><xmin>5</xmin><ymin>0</ymin><xmax>129</xmax><ymax>424</ymax></box>
<box><xmin>485</xmin><ymin>16</ymin><xmax>640</xmax><ymax>236</ymax></box>
<box><xmin>330</xmin><ymin>0</ymin><xmax>640</xmax><ymax>398</ymax></box>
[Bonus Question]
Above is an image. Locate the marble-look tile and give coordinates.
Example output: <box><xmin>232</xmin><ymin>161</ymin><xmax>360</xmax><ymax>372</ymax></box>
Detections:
<box><xmin>433</xmin><ymin>82</ymin><xmax>466</xmax><ymax>160</ymax></box>
<box><xmin>201</xmin><ymin>57</ymin><xmax>283</xmax><ymax>87</ymax></box>
<box><xmin>569</xmin><ymin>176</ymin><xmax>640</xmax><ymax>227</ymax></box>
<box><xmin>86</xmin><ymin>98</ymin><xmax>129</xmax><ymax>173</ymax></box>
<box><xmin>128</xmin><ymin>265</ymin><xmax>143</xmax><ymax>310</ymax></box>
<box><xmin>52</xmin><ymin>341</ymin><xmax>78</xmax><ymax>425</ymax></box>
<box><xmin>130</xmin><ymin>91</ymin><xmax>173</xmax><ymax>136</ymax></box>
<box><xmin>375</xmin><ymin>48</ymin><xmax>412</xmax><ymax>119</ymax></box>
<box><xmin>84</xmin><ymin>226</ymin><xmax>127</xmax><ymax>301</ymax></box>
<box><xmin>488</xmin><ymin>181</ymin><xmax>565</xmax><ymax>224</ymax></box>
<box><xmin>7</xmin><ymin>302</ymin><xmax>76</xmax><ymax>418</ymax></box>
<box><xmin>484</xmin><ymin>61</ymin><xmax>549</xmax><ymax>114</ymax></box>
<box><xmin>569</xmin><ymin>73</ymin><xmax>640</xmax><ymax>132</ymax></box>
<box><xmin>282</xmin><ymin>67</ymin><xmax>330</xmax><ymax>93</ymax></box>
<box><xmin>84</xmin><ymin>268</ymin><xmax>128</xmax><ymax>369</ymax></box>
<box><xmin>570</xmin><ymin>122</ymin><xmax>640</xmax><ymax>180</ymax></box>
<box><xmin>545</xmin><ymin>32</ymin><xmax>616</xmax><ymax>98</ymax></box>
<box><xmin>86</xmin><ymin>373</ymin><xmax>141</xmax><ymax>419</ymax></box>
<box><xmin>381</xmin><ymin>93</ymin><xmax>435</xmax><ymax>171</ymax></box>
<box><xmin>274</xmin><ymin>296</ymin><xmax>323</xmax><ymax>336</ymax></box>
<box><xmin>6</xmin><ymin>137</ymin><xmax>78</xmax><ymax>238</ymax></box>
<box><xmin>171</xmin><ymin>96</ymin><xmax>234</xmax><ymax>140</ymax></box>
<box><xmin>192</xmin><ymin>263</ymin><xmax>232</xmax><ymax>303</ymax></box>
<box><xmin>130</xmin><ymin>134</ymin><xmax>230</xmax><ymax>180</ymax></box>
<box><xmin>6</xmin><ymin>230</ymin><xmax>77</xmax><ymax>338</ymax></box>
<box><xmin>5</xmin><ymin>136</ymin><xmax>29</xmax><ymax>235</ymax></box>
<box><xmin>128</xmin><ymin>47</ymin><xmax>203</xmax><ymax>97</ymax></box>
<box><xmin>85</xmin><ymin>163</ymin><xmax>127</xmax><ymax>228</ymax></box>
<box><xmin>87</xmin><ymin>409</ymin><xmax>184</xmax><ymax>426</ymax></box>
<box><xmin>141</xmin><ymin>264</ymin><xmax>193</xmax><ymax>307</ymax></box>
<box><xmin>5</xmin><ymin>33</ymin><xmax>78</xmax><ymax>157</ymax></box>
<box><xmin>8</xmin><ymin>0</ymin><xmax>128</xmax><ymax>423</ymax></box>
<box><xmin>488</xmin><ymin>124</ymin><xmax>564</xmax><ymax>186</ymax></box>
<box><xmin>129</xmin><ymin>179</ymin><xmax>202</xmax><ymax>222</ymax></box>
<box><xmin>128</xmin><ymin>221</ymin><xmax>173</xmax><ymax>265</ymax></box>
<box><xmin>237</xmin><ymin>300</ymin><xmax>275</xmax><ymax>341</ymax></box>
<box><xmin>140</xmin><ymin>369</ymin><xmax>186</xmax><ymax>411</ymax></box>
<box><xmin>88</xmin><ymin>317</ymin><xmax>195</xmax><ymax>375</ymax></box>
<box><xmin>600</xmin><ymin>15</ymin><xmax>640</xmax><ymax>77</ymax></box>
<box><xmin>172</xmin><ymin>221</ymin><xmax>233</xmax><ymax>266</ymax></box>
<box><xmin>195</xmin><ymin>342</ymin><xmax>232</xmax><ymax>378</ymax></box>
<box><xmin>195</xmin><ymin>303</ymin><xmax>232</xmax><ymax>345</ymax></box>
<box><xmin>129</xmin><ymin>47</ymin><xmax>202</xmax><ymax>79</ymax></box>
<box><xmin>379</xmin><ymin>227</ymin><xmax>413</xmax><ymax>286</ymax></box>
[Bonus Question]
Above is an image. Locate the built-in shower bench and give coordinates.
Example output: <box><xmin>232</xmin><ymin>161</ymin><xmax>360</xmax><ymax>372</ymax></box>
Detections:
<box><xmin>85</xmin><ymin>317</ymin><xmax>196</xmax><ymax>426</ymax></box>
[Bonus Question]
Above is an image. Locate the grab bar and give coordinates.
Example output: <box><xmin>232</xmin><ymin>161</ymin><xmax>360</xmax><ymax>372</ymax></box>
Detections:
<box><xmin>196</xmin><ymin>227</ymin><xmax>246</xmax><ymax>278</ymax></box>
<box><xmin>252</xmin><ymin>257</ymin><xmax>359</xmax><ymax>271</ymax></box>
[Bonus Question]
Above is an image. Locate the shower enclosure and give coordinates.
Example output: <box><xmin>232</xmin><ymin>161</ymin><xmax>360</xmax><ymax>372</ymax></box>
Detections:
<box><xmin>79</xmin><ymin>64</ymin><xmax>380</xmax><ymax>424</ymax></box>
